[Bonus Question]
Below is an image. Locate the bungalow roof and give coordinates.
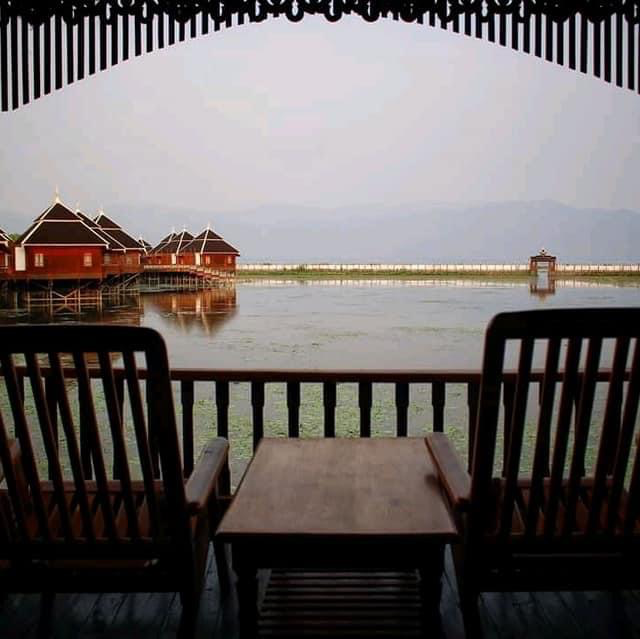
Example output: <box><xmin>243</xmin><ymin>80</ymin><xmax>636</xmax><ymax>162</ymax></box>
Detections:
<box><xmin>152</xmin><ymin>232</ymin><xmax>175</xmax><ymax>254</ymax></box>
<box><xmin>161</xmin><ymin>230</ymin><xmax>194</xmax><ymax>254</ymax></box>
<box><xmin>181</xmin><ymin>227</ymin><xmax>240</xmax><ymax>255</ymax></box>
<box><xmin>93</xmin><ymin>211</ymin><xmax>144</xmax><ymax>252</ymax></box>
<box><xmin>18</xmin><ymin>201</ymin><xmax>108</xmax><ymax>247</ymax></box>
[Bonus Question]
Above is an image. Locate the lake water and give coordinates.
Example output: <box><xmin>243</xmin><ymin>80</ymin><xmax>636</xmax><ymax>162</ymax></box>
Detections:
<box><xmin>2</xmin><ymin>278</ymin><xmax>639</xmax><ymax>369</ymax></box>
<box><xmin>3</xmin><ymin>278</ymin><xmax>639</xmax><ymax>481</ymax></box>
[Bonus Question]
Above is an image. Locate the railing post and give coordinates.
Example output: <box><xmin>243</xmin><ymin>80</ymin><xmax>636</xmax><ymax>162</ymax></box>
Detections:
<box><xmin>146</xmin><ymin>379</ymin><xmax>160</xmax><ymax>479</ymax></box>
<box><xmin>251</xmin><ymin>382</ymin><xmax>265</xmax><ymax>451</ymax></box>
<box><xmin>395</xmin><ymin>383</ymin><xmax>409</xmax><ymax>437</ymax></box>
<box><xmin>467</xmin><ymin>381</ymin><xmax>479</xmax><ymax>472</ymax></box>
<box><xmin>215</xmin><ymin>381</ymin><xmax>231</xmax><ymax>494</ymax></box>
<box><xmin>113</xmin><ymin>375</ymin><xmax>125</xmax><ymax>479</ymax></box>
<box><xmin>359</xmin><ymin>382</ymin><xmax>372</xmax><ymax>437</ymax></box>
<box><xmin>432</xmin><ymin>382</ymin><xmax>445</xmax><ymax>433</ymax></box>
<box><xmin>502</xmin><ymin>380</ymin><xmax>516</xmax><ymax>477</ymax></box>
<box><xmin>45</xmin><ymin>374</ymin><xmax>58</xmax><ymax>480</ymax></box>
<box><xmin>287</xmin><ymin>382</ymin><xmax>301</xmax><ymax>437</ymax></box>
<box><xmin>181</xmin><ymin>380</ymin><xmax>194</xmax><ymax>476</ymax></box>
<box><xmin>323</xmin><ymin>382</ymin><xmax>336</xmax><ymax>437</ymax></box>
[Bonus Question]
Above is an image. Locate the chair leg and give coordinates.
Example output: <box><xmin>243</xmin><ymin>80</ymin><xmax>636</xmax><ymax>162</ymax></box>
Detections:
<box><xmin>214</xmin><ymin>539</ymin><xmax>231</xmax><ymax>598</ymax></box>
<box><xmin>178</xmin><ymin>593</ymin><xmax>200</xmax><ymax>639</ymax></box>
<box><xmin>452</xmin><ymin>546</ymin><xmax>483</xmax><ymax>639</ymax></box>
<box><xmin>37</xmin><ymin>591</ymin><xmax>55</xmax><ymax>638</ymax></box>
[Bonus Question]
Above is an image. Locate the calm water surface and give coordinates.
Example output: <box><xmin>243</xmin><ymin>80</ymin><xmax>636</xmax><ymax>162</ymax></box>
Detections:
<box><xmin>3</xmin><ymin>278</ymin><xmax>639</xmax><ymax>369</ymax></box>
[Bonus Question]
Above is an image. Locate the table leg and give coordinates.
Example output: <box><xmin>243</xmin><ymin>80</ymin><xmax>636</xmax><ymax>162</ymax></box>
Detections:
<box><xmin>235</xmin><ymin>561</ymin><xmax>259</xmax><ymax>639</ymax></box>
<box><xmin>419</xmin><ymin>545</ymin><xmax>445</xmax><ymax>637</ymax></box>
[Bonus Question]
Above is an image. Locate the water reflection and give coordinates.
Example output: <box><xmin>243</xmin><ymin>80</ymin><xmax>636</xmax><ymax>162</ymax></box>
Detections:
<box><xmin>529</xmin><ymin>274</ymin><xmax>556</xmax><ymax>299</ymax></box>
<box><xmin>0</xmin><ymin>293</ymin><xmax>144</xmax><ymax>326</ymax></box>
<box><xmin>143</xmin><ymin>288</ymin><xmax>237</xmax><ymax>336</ymax></box>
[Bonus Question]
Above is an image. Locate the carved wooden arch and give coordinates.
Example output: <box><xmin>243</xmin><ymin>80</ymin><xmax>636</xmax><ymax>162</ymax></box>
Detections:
<box><xmin>1</xmin><ymin>1</ymin><xmax>639</xmax><ymax>112</ymax></box>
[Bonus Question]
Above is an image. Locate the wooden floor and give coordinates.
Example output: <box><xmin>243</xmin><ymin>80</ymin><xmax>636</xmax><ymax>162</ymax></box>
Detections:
<box><xmin>1</xmin><ymin>547</ymin><xmax>639</xmax><ymax>639</ymax></box>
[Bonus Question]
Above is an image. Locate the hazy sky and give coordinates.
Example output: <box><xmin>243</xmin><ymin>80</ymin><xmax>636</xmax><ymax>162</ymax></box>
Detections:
<box><xmin>1</xmin><ymin>15</ymin><xmax>639</xmax><ymax>217</ymax></box>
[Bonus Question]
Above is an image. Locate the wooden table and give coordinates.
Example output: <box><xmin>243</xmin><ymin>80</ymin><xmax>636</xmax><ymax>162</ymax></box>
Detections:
<box><xmin>216</xmin><ymin>437</ymin><xmax>458</xmax><ymax>638</ymax></box>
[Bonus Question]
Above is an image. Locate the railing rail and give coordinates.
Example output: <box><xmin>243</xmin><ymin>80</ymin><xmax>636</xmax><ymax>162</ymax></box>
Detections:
<box><xmin>6</xmin><ymin>367</ymin><xmax>622</xmax><ymax>487</ymax></box>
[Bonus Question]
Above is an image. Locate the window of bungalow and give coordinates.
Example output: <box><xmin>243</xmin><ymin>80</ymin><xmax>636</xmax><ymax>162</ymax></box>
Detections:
<box><xmin>205</xmin><ymin>256</ymin><xmax>210</xmax><ymax>265</ymax></box>
<box><xmin>126</xmin><ymin>255</ymin><xmax>132</xmax><ymax>265</ymax></box>
<box><xmin>83</xmin><ymin>253</ymin><xmax>93</xmax><ymax>267</ymax></box>
<box><xmin>104</xmin><ymin>253</ymin><xmax>111</xmax><ymax>264</ymax></box>
<box><xmin>227</xmin><ymin>256</ymin><xmax>232</xmax><ymax>264</ymax></box>
<box><xmin>34</xmin><ymin>253</ymin><xmax>44</xmax><ymax>267</ymax></box>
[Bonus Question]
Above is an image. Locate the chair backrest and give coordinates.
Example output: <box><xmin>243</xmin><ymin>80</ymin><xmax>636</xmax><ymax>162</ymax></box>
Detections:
<box><xmin>469</xmin><ymin>308</ymin><xmax>640</xmax><ymax>546</ymax></box>
<box><xmin>0</xmin><ymin>324</ymin><xmax>189</xmax><ymax>557</ymax></box>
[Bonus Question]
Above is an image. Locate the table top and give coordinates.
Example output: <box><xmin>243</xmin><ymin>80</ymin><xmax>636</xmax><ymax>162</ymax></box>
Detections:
<box><xmin>217</xmin><ymin>437</ymin><xmax>457</xmax><ymax>542</ymax></box>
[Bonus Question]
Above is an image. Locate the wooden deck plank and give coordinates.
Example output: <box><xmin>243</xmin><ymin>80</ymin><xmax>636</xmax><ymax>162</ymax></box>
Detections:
<box><xmin>0</xmin><ymin>545</ymin><xmax>639</xmax><ymax>638</ymax></box>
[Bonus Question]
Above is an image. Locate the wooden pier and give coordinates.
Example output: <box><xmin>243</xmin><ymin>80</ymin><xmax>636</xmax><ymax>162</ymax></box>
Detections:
<box><xmin>141</xmin><ymin>265</ymin><xmax>235</xmax><ymax>292</ymax></box>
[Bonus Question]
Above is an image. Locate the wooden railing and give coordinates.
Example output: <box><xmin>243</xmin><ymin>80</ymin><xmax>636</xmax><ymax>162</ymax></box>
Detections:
<box><xmin>8</xmin><ymin>366</ymin><xmax>619</xmax><ymax>488</ymax></box>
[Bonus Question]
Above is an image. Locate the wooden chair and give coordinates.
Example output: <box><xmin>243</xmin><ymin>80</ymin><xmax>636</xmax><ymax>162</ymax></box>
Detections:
<box><xmin>426</xmin><ymin>308</ymin><xmax>640</xmax><ymax>637</ymax></box>
<box><xmin>0</xmin><ymin>324</ymin><xmax>230</xmax><ymax>638</ymax></box>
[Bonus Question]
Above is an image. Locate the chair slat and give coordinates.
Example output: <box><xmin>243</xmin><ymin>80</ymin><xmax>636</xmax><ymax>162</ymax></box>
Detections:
<box><xmin>122</xmin><ymin>351</ymin><xmax>161</xmax><ymax>540</ymax></box>
<box><xmin>525</xmin><ymin>337</ymin><xmax>561</xmax><ymax>538</ymax></box>
<box><xmin>25</xmin><ymin>353</ymin><xmax>74</xmax><ymax>541</ymax></box>
<box><xmin>499</xmin><ymin>338</ymin><xmax>534</xmax><ymax>541</ymax></box>
<box><xmin>98</xmin><ymin>351</ymin><xmax>140</xmax><ymax>540</ymax></box>
<box><xmin>563</xmin><ymin>337</ymin><xmax>603</xmax><ymax>536</ymax></box>
<box><xmin>73</xmin><ymin>351</ymin><xmax>118</xmax><ymax>540</ymax></box>
<box><xmin>608</xmin><ymin>338</ymin><xmax>640</xmax><ymax>534</ymax></box>
<box><xmin>0</xmin><ymin>353</ymin><xmax>50</xmax><ymax>541</ymax></box>
<box><xmin>544</xmin><ymin>337</ymin><xmax>582</xmax><ymax>539</ymax></box>
<box><xmin>48</xmin><ymin>352</ymin><xmax>95</xmax><ymax>541</ymax></box>
<box><xmin>587</xmin><ymin>337</ymin><xmax>630</xmax><ymax>535</ymax></box>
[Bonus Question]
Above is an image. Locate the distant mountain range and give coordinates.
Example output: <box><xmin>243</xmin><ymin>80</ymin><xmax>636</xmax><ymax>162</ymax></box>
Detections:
<box><xmin>1</xmin><ymin>200</ymin><xmax>639</xmax><ymax>263</ymax></box>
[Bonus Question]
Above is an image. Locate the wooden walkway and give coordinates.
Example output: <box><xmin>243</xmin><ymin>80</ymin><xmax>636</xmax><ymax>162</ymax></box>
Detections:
<box><xmin>1</xmin><ymin>548</ymin><xmax>639</xmax><ymax>638</ymax></box>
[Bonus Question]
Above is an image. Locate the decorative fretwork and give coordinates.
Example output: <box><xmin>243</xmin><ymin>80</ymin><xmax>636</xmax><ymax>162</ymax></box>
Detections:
<box><xmin>1</xmin><ymin>1</ymin><xmax>639</xmax><ymax>111</ymax></box>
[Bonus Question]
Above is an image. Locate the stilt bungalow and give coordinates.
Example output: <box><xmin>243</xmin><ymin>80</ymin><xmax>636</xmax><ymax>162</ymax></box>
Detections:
<box><xmin>148</xmin><ymin>232</ymin><xmax>176</xmax><ymax>266</ymax></box>
<box><xmin>0</xmin><ymin>228</ymin><xmax>13</xmax><ymax>273</ymax></box>
<box><xmin>94</xmin><ymin>210</ymin><xmax>145</xmax><ymax>274</ymax></box>
<box><xmin>13</xmin><ymin>199</ymin><xmax>108</xmax><ymax>280</ymax></box>
<box><xmin>181</xmin><ymin>226</ymin><xmax>240</xmax><ymax>272</ymax></box>
<box><xmin>138</xmin><ymin>237</ymin><xmax>152</xmax><ymax>254</ymax></box>
<box><xmin>153</xmin><ymin>229</ymin><xmax>194</xmax><ymax>266</ymax></box>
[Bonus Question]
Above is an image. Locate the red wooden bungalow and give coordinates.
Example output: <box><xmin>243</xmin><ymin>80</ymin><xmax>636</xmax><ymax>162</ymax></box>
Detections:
<box><xmin>0</xmin><ymin>228</ymin><xmax>13</xmax><ymax>273</ymax></box>
<box><xmin>138</xmin><ymin>237</ymin><xmax>152</xmax><ymax>255</ymax></box>
<box><xmin>94</xmin><ymin>210</ymin><xmax>145</xmax><ymax>274</ymax></box>
<box><xmin>181</xmin><ymin>226</ymin><xmax>240</xmax><ymax>272</ymax></box>
<box><xmin>14</xmin><ymin>200</ymin><xmax>107</xmax><ymax>280</ymax></box>
<box><xmin>148</xmin><ymin>231</ymin><xmax>176</xmax><ymax>266</ymax></box>
<box><xmin>153</xmin><ymin>230</ymin><xmax>194</xmax><ymax>266</ymax></box>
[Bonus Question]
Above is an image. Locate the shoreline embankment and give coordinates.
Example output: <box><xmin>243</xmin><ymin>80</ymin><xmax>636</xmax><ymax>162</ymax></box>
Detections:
<box><xmin>236</xmin><ymin>263</ymin><xmax>640</xmax><ymax>280</ymax></box>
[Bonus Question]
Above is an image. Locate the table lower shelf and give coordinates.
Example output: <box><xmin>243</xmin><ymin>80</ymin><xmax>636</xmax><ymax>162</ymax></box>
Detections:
<box><xmin>258</xmin><ymin>569</ymin><xmax>424</xmax><ymax>638</ymax></box>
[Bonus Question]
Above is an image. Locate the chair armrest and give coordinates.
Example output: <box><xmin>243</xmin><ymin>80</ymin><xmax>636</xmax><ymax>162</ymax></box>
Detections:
<box><xmin>185</xmin><ymin>438</ymin><xmax>229</xmax><ymax>515</ymax></box>
<box><xmin>425</xmin><ymin>433</ymin><xmax>471</xmax><ymax>512</ymax></box>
